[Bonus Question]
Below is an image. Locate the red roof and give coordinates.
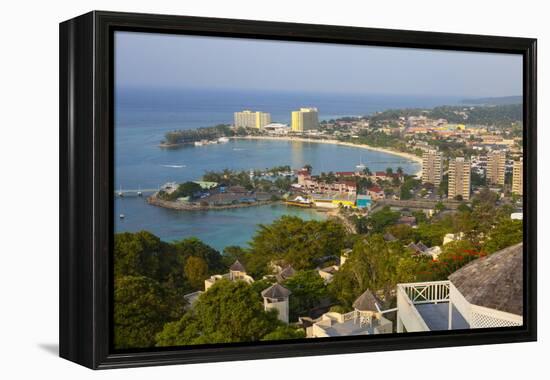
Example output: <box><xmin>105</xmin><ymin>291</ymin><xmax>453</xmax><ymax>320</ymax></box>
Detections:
<box><xmin>375</xmin><ymin>171</ymin><xmax>387</xmax><ymax>177</ymax></box>
<box><xmin>342</xmin><ymin>180</ymin><xmax>357</xmax><ymax>187</ymax></box>
<box><xmin>367</xmin><ymin>186</ymin><xmax>383</xmax><ymax>193</ymax></box>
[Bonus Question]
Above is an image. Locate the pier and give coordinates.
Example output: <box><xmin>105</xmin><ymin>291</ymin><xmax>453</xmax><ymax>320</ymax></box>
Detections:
<box><xmin>115</xmin><ymin>188</ymin><xmax>158</xmax><ymax>197</ymax></box>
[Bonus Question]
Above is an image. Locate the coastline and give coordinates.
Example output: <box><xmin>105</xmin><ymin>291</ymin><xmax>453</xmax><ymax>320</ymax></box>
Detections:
<box><xmin>231</xmin><ymin>135</ymin><xmax>423</xmax><ymax>177</ymax></box>
<box><xmin>147</xmin><ymin>194</ymin><xmax>330</xmax><ymax>219</ymax></box>
<box><xmin>147</xmin><ymin>195</ymin><xmax>282</xmax><ymax>211</ymax></box>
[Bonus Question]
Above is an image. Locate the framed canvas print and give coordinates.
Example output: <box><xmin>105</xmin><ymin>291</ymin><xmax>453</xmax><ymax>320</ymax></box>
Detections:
<box><xmin>59</xmin><ymin>11</ymin><xmax>537</xmax><ymax>369</ymax></box>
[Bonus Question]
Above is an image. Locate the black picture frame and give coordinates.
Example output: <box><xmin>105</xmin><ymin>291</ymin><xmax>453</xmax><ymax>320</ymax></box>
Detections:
<box><xmin>59</xmin><ymin>10</ymin><xmax>537</xmax><ymax>369</ymax></box>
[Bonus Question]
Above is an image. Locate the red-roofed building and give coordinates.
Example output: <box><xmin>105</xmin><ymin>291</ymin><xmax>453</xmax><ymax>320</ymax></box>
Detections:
<box><xmin>372</xmin><ymin>171</ymin><xmax>404</xmax><ymax>183</ymax></box>
<box><xmin>367</xmin><ymin>185</ymin><xmax>385</xmax><ymax>200</ymax></box>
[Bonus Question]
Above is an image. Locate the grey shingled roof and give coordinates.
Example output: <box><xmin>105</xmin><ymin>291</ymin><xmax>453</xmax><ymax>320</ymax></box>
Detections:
<box><xmin>383</xmin><ymin>233</ymin><xmax>397</xmax><ymax>242</ymax></box>
<box><xmin>261</xmin><ymin>283</ymin><xmax>291</xmax><ymax>299</ymax></box>
<box><xmin>276</xmin><ymin>265</ymin><xmax>296</xmax><ymax>282</ymax></box>
<box><xmin>229</xmin><ymin>260</ymin><xmax>246</xmax><ymax>272</ymax></box>
<box><xmin>352</xmin><ymin>289</ymin><xmax>381</xmax><ymax>311</ymax></box>
<box><xmin>448</xmin><ymin>243</ymin><xmax>523</xmax><ymax>315</ymax></box>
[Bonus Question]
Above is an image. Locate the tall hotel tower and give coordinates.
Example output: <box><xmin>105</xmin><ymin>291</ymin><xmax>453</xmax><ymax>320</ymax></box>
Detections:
<box><xmin>234</xmin><ymin>110</ymin><xmax>271</xmax><ymax>129</ymax></box>
<box><xmin>421</xmin><ymin>149</ymin><xmax>443</xmax><ymax>186</ymax></box>
<box><xmin>291</xmin><ymin>107</ymin><xmax>319</xmax><ymax>132</ymax></box>
<box><xmin>486</xmin><ymin>150</ymin><xmax>506</xmax><ymax>185</ymax></box>
<box><xmin>448</xmin><ymin>157</ymin><xmax>471</xmax><ymax>200</ymax></box>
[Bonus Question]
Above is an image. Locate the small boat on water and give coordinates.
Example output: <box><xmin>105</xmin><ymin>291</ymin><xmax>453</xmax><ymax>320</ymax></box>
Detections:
<box><xmin>218</xmin><ymin>137</ymin><xmax>229</xmax><ymax>143</ymax></box>
<box><xmin>285</xmin><ymin>196</ymin><xmax>314</xmax><ymax>208</ymax></box>
<box><xmin>119</xmin><ymin>214</ymin><xmax>125</xmax><ymax>219</ymax></box>
<box><xmin>356</xmin><ymin>155</ymin><xmax>366</xmax><ymax>170</ymax></box>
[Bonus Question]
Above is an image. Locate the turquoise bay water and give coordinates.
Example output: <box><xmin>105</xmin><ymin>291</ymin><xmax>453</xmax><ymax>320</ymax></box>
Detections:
<box><xmin>114</xmin><ymin>138</ymin><xmax>420</xmax><ymax>251</ymax></box>
<box><xmin>114</xmin><ymin>88</ymin><xmax>435</xmax><ymax>251</ymax></box>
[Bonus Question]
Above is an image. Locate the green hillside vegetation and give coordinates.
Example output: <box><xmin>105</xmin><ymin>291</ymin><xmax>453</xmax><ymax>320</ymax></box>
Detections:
<box><xmin>163</xmin><ymin>124</ymin><xmax>232</xmax><ymax>145</ymax></box>
<box><xmin>369</xmin><ymin>104</ymin><xmax>522</xmax><ymax>129</ymax></box>
<box><xmin>114</xmin><ymin>189</ymin><xmax>522</xmax><ymax>349</ymax></box>
<box><xmin>156</xmin><ymin>280</ymin><xmax>304</xmax><ymax>346</ymax></box>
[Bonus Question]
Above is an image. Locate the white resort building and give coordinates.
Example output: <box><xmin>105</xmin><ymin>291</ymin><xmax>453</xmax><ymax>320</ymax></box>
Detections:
<box><xmin>396</xmin><ymin>243</ymin><xmax>523</xmax><ymax>332</ymax></box>
<box><xmin>261</xmin><ymin>283</ymin><xmax>292</xmax><ymax>323</ymax></box>
<box><xmin>204</xmin><ymin>260</ymin><xmax>255</xmax><ymax>290</ymax></box>
<box><xmin>305</xmin><ymin>289</ymin><xmax>393</xmax><ymax>338</ymax></box>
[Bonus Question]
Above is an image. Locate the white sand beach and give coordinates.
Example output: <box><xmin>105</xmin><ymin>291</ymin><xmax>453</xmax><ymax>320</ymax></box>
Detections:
<box><xmin>233</xmin><ymin>135</ymin><xmax>423</xmax><ymax>177</ymax></box>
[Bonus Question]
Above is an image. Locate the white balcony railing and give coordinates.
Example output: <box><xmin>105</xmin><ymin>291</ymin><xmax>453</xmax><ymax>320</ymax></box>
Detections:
<box><xmin>397</xmin><ymin>281</ymin><xmax>451</xmax><ymax>332</ymax></box>
<box><xmin>399</xmin><ymin>281</ymin><xmax>450</xmax><ymax>304</ymax></box>
<box><xmin>397</xmin><ymin>280</ymin><xmax>523</xmax><ymax>332</ymax></box>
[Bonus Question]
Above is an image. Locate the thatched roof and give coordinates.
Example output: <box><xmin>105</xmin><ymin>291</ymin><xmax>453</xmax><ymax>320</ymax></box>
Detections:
<box><xmin>261</xmin><ymin>283</ymin><xmax>291</xmax><ymax>299</ymax></box>
<box><xmin>448</xmin><ymin>243</ymin><xmax>523</xmax><ymax>315</ymax></box>
<box><xmin>352</xmin><ymin>289</ymin><xmax>381</xmax><ymax>311</ymax></box>
<box><xmin>229</xmin><ymin>260</ymin><xmax>246</xmax><ymax>272</ymax></box>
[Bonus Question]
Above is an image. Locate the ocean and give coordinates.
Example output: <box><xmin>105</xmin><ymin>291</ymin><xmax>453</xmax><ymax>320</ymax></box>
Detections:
<box><xmin>115</xmin><ymin>87</ymin><xmax>456</xmax><ymax>251</ymax></box>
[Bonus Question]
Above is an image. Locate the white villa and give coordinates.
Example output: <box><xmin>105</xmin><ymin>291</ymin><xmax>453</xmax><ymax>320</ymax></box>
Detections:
<box><xmin>261</xmin><ymin>283</ymin><xmax>292</xmax><ymax>323</ymax></box>
<box><xmin>204</xmin><ymin>260</ymin><xmax>254</xmax><ymax>290</ymax></box>
<box><xmin>306</xmin><ymin>289</ymin><xmax>393</xmax><ymax>338</ymax></box>
<box><xmin>396</xmin><ymin>243</ymin><xmax>523</xmax><ymax>332</ymax></box>
<box><xmin>184</xmin><ymin>260</ymin><xmax>255</xmax><ymax>308</ymax></box>
<box><xmin>318</xmin><ymin>265</ymin><xmax>339</xmax><ymax>284</ymax></box>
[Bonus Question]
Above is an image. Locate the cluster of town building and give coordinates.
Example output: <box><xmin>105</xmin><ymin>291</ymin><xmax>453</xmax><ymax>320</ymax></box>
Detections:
<box><xmin>421</xmin><ymin>148</ymin><xmax>523</xmax><ymax>200</ymax></box>
<box><xmin>183</xmin><ymin>241</ymin><xmax>523</xmax><ymax>338</ymax></box>
<box><xmin>287</xmin><ymin>167</ymin><xmax>398</xmax><ymax>209</ymax></box>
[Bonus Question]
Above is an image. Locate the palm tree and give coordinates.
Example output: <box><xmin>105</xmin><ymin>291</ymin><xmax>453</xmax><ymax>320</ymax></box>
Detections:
<box><xmin>362</xmin><ymin>167</ymin><xmax>372</xmax><ymax>176</ymax></box>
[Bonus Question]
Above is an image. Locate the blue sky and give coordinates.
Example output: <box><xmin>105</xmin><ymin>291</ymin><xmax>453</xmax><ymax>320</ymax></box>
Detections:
<box><xmin>115</xmin><ymin>31</ymin><xmax>522</xmax><ymax>98</ymax></box>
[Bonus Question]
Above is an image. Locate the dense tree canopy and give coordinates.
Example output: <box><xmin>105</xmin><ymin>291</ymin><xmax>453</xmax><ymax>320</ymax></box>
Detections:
<box><xmin>245</xmin><ymin>216</ymin><xmax>347</xmax><ymax>276</ymax></box>
<box><xmin>156</xmin><ymin>280</ymin><xmax>282</xmax><ymax>346</ymax></box>
<box><xmin>365</xmin><ymin>207</ymin><xmax>400</xmax><ymax>234</ymax></box>
<box><xmin>184</xmin><ymin>256</ymin><xmax>209</xmax><ymax>289</ymax></box>
<box><xmin>482</xmin><ymin>219</ymin><xmax>523</xmax><ymax>253</ymax></box>
<box><xmin>114</xmin><ymin>231</ymin><xmax>165</xmax><ymax>279</ymax></box>
<box><xmin>159</xmin><ymin>181</ymin><xmax>203</xmax><ymax>201</ymax></box>
<box><xmin>329</xmin><ymin>235</ymin><xmax>403</xmax><ymax>308</ymax></box>
<box><xmin>114</xmin><ymin>275</ymin><xmax>185</xmax><ymax>349</ymax></box>
<box><xmin>261</xmin><ymin>325</ymin><xmax>306</xmax><ymax>341</ymax></box>
<box><xmin>283</xmin><ymin>270</ymin><xmax>328</xmax><ymax>321</ymax></box>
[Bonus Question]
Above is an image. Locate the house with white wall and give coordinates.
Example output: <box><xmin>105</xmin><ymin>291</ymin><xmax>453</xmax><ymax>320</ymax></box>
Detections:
<box><xmin>396</xmin><ymin>243</ymin><xmax>523</xmax><ymax>332</ymax></box>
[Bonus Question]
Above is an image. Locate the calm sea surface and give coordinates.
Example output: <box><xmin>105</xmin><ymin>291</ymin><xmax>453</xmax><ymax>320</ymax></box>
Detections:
<box><xmin>115</xmin><ymin>88</ymin><xmax>454</xmax><ymax>251</ymax></box>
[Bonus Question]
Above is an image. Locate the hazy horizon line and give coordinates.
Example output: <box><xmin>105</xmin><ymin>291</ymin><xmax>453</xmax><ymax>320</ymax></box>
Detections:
<box><xmin>115</xmin><ymin>84</ymin><xmax>521</xmax><ymax>100</ymax></box>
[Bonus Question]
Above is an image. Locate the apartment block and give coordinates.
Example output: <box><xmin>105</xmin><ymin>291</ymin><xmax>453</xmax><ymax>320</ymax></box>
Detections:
<box><xmin>448</xmin><ymin>157</ymin><xmax>471</xmax><ymax>200</ymax></box>
<box><xmin>512</xmin><ymin>158</ymin><xmax>523</xmax><ymax>195</ymax></box>
<box><xmin>421</xmin><ymin>149</ymin><xmax>443</xmax><ymax>186</ymax></box>
<box><xmin>486</xmin><ymin>150</ymin><xmax>506</xmax><ymax>185</ymax></box>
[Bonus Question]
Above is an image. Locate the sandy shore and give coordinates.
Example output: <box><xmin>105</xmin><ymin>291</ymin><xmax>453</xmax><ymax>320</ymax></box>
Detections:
<box><xmin>233</xmin><ymin>135</ymin><xmax>423</xmax><ymax>177</ymax></box>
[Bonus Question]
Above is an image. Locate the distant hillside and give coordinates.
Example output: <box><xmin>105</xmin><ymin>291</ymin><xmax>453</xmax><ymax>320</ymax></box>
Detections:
<box><xmin>461</xmin><ymin>96</ymin><xmax>522</xmax><ymax>105</ymax></box>
<box><xmin>370</xmin><ymin>103</ymin><xmax>522</xmax><ymax>128</ymax></box>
